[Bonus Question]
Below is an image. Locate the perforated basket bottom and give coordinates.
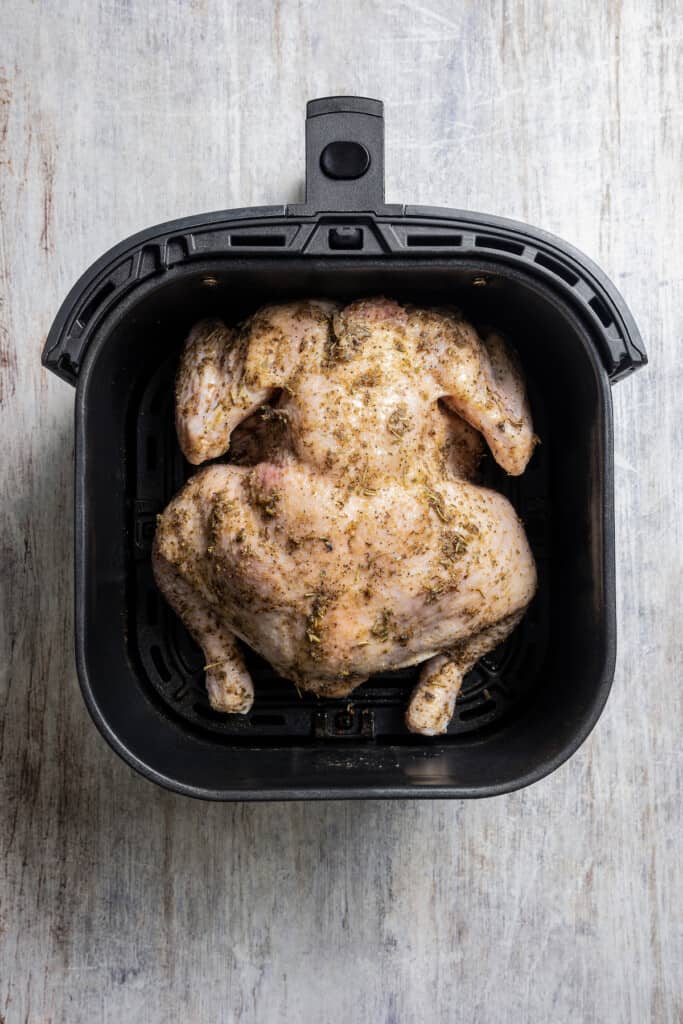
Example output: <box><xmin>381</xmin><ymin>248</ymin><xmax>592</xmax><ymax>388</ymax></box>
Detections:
<box><xmin>129</xmin><ymin>354</ymin><xmax>550</xmax><ymax>744</ymax></box>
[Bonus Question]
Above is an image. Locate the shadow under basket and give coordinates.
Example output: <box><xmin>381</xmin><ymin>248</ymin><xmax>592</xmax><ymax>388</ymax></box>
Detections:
<box><xmin>43</xmin><ymin>97</ymin><xmax>646</xmax><ymax>799</ymax></box>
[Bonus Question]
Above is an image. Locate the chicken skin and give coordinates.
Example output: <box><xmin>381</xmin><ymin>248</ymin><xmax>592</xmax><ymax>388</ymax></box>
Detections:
<box><xmin>153</xmin><ymin>297</ymin><xmax>537</xmax><ymax>735</ymax></box>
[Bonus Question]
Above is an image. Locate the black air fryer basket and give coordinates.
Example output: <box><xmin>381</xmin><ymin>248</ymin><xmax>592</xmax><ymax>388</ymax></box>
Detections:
<box><xmin>43</xmin><ymin>97</ymin><xmax>646</xmax><ymax>799</ymax></box>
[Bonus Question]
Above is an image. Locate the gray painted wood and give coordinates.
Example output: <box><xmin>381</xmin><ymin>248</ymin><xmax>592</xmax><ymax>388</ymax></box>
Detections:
<box><xmin>1</xmin><ymin>1</ymin><xmax>681</xmax><ymax>1021</ymax></box>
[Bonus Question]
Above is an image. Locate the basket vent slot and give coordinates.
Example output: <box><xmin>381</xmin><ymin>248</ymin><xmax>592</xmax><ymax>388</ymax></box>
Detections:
<box><xmin>459</xmin><ymin>700</ymin><xmax>497</xmax><ymax>721</ymax></box>
<box><xmin>230</xmin><ymin>233</ymin><xmax>287</xmax><ymax>247</ymax></box>
<box><xmin>475</xmin><ymin>235</ymin><xmax>525</xmax><ymax>255</ymax></box>
<box><xmin>534</xmin><ymin>252</ymin><xmax>579</xmax><ymax>285</ymax></box>
<box><xmin>166</xmin><ymin>236</ymin><xmax>189</xmax><ymax>264</ymax></box>
<box><xmin>77</xmin><ymin>280</ymin><xmax>116</xmax><ymax>328</ymax></box>
<box><xmin>406</xmin><ymin>233</ymin><xmax>462</xmax><ymax>247</ymax></box>
<box><xmin>589</xmin><ymin>296</ymin><xmax>613</xmax><ymax>327</ymax></box>
<box><xmin>150</xmin><ymin>645</ymin><xmax>171</xmax><ymax>682</ymax></box>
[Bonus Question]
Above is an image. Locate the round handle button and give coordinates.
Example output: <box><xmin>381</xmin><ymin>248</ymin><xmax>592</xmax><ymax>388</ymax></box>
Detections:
<box><xmin>320</xmin><ymin>141</ymin><xmax>371</xmax><ymax>180</ymax></box>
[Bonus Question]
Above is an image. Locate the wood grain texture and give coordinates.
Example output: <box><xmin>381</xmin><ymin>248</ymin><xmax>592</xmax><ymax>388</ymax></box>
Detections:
<box><xmin>1</xmin><ymin>1</ymin><xmax>681</xmax><ymax>1021</ymax></box>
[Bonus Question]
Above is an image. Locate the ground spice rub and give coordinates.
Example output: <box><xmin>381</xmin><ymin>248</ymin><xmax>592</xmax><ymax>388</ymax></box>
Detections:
<box><xmin>154</xmin><ymin>296</ymin><xmax>537</xmax><ymax>735</ymax></box>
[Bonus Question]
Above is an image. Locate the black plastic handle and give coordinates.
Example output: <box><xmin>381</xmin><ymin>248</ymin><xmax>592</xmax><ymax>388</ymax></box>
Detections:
<box><xmin>296</xmin><ymin>96</ymin><xmax>390</xmax><ymax>214</ymax></box>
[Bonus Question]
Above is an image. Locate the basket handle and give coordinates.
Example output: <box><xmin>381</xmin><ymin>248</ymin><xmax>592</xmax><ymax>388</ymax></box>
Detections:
<box><xmin>298</xmin><ymin>96</ymin><xmax>388</xmax><ymax>214</ymax></box>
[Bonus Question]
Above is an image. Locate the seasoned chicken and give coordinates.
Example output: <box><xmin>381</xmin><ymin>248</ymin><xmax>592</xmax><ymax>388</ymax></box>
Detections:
<box><xmin>153</xmin><ymin>297</ymin><xmax>537</xmax><ymax>735</ymax></box>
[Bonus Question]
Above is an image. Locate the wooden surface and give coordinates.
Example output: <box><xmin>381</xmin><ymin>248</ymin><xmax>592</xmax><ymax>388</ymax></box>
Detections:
<box><xmin>1</xmin><ymin>2</ymin><xmax>681</xmax><ymax>1021</ymax></box>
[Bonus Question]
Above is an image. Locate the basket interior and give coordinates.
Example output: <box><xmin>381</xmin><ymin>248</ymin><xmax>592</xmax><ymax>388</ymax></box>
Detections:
<box><xmin>76</xmin><ymin>258</ymin><xmax>613</xmax><ymax>795</ymax></box>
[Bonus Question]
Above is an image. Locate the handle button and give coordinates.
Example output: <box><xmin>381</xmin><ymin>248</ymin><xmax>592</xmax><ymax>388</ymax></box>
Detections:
<box><xmin>320</xmin><ymin>141</ymin><xmax>371</xmax><ymax>180</ymax></box>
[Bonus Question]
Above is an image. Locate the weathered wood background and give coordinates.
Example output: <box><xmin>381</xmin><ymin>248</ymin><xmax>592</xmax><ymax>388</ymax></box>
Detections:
<box><xmin>1</xmin><ymin>1</ymin><xmax>681</xmax><ymax>1021</ymax></box>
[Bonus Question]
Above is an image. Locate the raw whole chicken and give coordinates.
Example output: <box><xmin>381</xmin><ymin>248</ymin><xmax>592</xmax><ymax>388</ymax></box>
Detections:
<box><xmin>153</xmin><ymin>297</ymin><xmax>537</xmax><ymax>735</ymax></box>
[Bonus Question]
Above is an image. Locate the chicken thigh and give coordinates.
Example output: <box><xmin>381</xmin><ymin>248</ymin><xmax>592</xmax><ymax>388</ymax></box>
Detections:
<box><xmin>153</xmin><ymin>297</ymin><xmax>537</xmax><ymax>735</ymax></box>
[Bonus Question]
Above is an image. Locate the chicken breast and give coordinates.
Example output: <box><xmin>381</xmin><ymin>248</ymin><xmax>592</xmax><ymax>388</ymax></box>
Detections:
<box><xmin>153</xmin><ymin>297</ymin><xmax>537</xmax><ymax>735</ymax></box>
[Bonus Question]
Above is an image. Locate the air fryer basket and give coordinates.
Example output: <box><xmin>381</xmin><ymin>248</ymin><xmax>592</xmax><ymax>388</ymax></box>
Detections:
<box><xmin>43</xmin><ymin>97</ymin><xmax>646</xmax><ymax>799</ymax></box>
